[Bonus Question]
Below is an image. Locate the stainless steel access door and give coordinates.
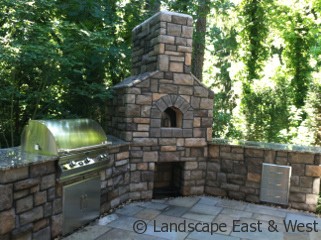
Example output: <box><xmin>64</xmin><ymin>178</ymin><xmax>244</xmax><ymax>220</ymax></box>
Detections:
<box><xmin>260</xmin><ymin>163</ymin><xmax>292</xmax><ymax>205</ymax></box>
<box><xmin>62</xmin><ymin>176</ymin><xmax>101</xmax><ymax>235</ymax></box>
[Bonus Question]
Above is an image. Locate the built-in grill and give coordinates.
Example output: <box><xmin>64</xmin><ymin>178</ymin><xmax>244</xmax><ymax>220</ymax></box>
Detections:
<box><xmin>21</xmin><ymin>119</ymin><xmax>111</xmax><ymax>235</ymax></box>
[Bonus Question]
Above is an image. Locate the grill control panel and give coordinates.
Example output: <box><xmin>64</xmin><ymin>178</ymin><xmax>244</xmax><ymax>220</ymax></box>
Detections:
<box><xmin>62</xmin><ymin>153</ymin><xmax>109</xmax><ymax>170</ymax></box>
<box><xmin>58</xmin><ymin>148</ymin><xmax>111</xmax><ymax>182</ymax></box>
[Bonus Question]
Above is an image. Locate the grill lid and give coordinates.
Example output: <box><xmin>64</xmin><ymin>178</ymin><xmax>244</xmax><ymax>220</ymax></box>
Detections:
<box><xmin>21</xmin><ymin>119</ymin><xmax>108</xmax><ymax>156</ymax></box>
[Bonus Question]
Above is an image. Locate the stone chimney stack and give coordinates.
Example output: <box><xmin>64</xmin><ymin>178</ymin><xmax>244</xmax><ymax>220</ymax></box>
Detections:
<box><xmin>131</xmin><ymin>11</ymin><xmax>193</xmax><ymax>75</ymax></box>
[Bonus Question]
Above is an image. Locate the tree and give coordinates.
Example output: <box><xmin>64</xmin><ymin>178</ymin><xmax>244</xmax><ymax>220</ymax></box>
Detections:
<box><xmin>1</xmin><ymin>0</ymin><xmax>321</xmax><ymax>147</ymax></box>
<box><xmin>191</xmin><ymin>0</ymin><xmax>211</xmax><ymax>81</ymax></box>
<box><xmin>0</xmin><ymin>0</ymin><xmax>163</xmax><ymax>147</ymax></box>
<box><xmin>206</xmin><ymin>0</ymin><xmax>239</xmax><ymax>138</ymax></box>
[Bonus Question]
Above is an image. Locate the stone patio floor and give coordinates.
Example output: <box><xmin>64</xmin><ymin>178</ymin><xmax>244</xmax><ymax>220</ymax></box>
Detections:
<box><xmin>62</xmin><ymin>196</ymin><xmax>321</xmax><ymax>240</ymax></box>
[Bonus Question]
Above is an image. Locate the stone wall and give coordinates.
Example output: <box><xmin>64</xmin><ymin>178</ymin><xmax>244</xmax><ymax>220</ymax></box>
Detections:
<box><xmin>0</xmin><ymin>161</ymin><xmax>62</xmax><ymax>240</ymax></box>
<box><xmin>100</xmin><ymin>142</ymin><xmax>130</xmax><ymax>212</ymax></box>
<box><xmin>206</xmin><ymin>143</ymin><xmax>321</xmax><ymax>212</ymax></box>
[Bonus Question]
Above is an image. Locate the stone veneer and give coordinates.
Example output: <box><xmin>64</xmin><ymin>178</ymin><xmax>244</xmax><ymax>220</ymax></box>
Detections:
<box><xmin>106</xmin><ymin>11</ymin><xmax>214</xmax><ymax>199</ymax></box>
<box><xmin>206</xmin><ymin>143</ymin><xmax>321</xmax><ymax>212</ymax></box>
<box><xmin>0</xmin><ymin>160</ymin><xmax>61</xmax><ymax>239</ymax></box>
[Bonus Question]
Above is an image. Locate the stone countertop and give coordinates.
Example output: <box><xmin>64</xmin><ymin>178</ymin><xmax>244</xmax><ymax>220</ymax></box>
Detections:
<box><xmin>0</xmin><ymin>146</ymin><xmax>58</xmax><ymax>170</ymax></box>
<box><xmin>106</xmin><ymin>135</ymin><xmax>129</xmax><ymax>148</ymax></box>
<box><xmin>0</xmin><ymin>135</ymin><xmax>129</xmax><ymax>170</ymax></box>
<box><xmin>211</xmin><ymin>138</ymin><xmax>321</xmax><ymax>154</ymax></box>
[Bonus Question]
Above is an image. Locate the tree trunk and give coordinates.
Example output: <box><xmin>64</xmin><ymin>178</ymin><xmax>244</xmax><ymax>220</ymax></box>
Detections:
<box><xmin>192</xmin><ymin>0</ymin><xmax>210</xmax><ymax>82</ymax></box>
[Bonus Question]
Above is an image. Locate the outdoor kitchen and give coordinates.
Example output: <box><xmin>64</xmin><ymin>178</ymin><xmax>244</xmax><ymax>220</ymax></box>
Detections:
<box><xmin>1</xmin><ymin>10</ymin><xmax>321</xmax><ymax>240</ymax></box>
<box><xmin>0</xmin><ymin>119</ymin><xmax>130</xmax><ymax>239</ymax></box>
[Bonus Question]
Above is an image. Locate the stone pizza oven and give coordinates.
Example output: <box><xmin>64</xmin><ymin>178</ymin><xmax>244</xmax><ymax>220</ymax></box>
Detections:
<box><xmin>106</xmin><ymin>11</ymin><xmax>214</xmax><ymax>200</ymax></box>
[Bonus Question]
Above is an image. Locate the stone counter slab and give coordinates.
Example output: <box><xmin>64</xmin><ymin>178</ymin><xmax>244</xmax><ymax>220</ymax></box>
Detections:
<box><xmin>0</xmin><ymin>135</ymin><xmax>128</xmax><ymax>170</ymax></box>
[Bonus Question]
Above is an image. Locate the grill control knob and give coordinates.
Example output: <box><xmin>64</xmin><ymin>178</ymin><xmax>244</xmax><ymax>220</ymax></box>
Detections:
<box><xmin>84</xmin><ymin>157</ymin><xmax>92</xmax><ymax>164</ymax></box>
<box><xmin>69</xmin><ymin>161</ymin><xmax>76</xmax><ymax>168</ymax></box>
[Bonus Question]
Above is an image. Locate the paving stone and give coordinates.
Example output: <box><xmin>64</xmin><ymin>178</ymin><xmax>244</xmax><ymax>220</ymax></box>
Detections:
<box><xmin>97</xmin><ymin>228</ymin><xmax>167</xmax><ymax>240</ymax></box>
<box><xmin>106</xmin><ymin>216</ymin><xmax>142</xmax><ymax>231</ymax></box>
<box><xmin>189</xmin><ymin>203</ymin><xmax>222</xmax><ymax>216</ymax></box>
<box><xmin>230</xmin><ymin>229</ymin><xmax>284</xmax><ymax>240</ymax></box>
<box><xmin>63</xmin><ymin>225</ymin><xmax>112</xmax><ymax>240</ymax></box>
<box><xmin>188</xmin><ymin>232</ymin><xmax>240</xmax><ymax>240</ymax></box>
<box><xmin>215</xmin><ymin>199</ymin><xmax>248</xmax><ymax>211</ymax></box>
<box><xmin>167</xmin><ymin>196</ymin><xmax>200</xmax><ymax>208</ymax></box>
<box><xmin>214</xmin><ymin>214</ymin><xmax>240</xmax><ymax>227</ymax></box>
<box><xmin>283</xmin><ymin>232</ymin><xmax>310</xmax><ymax>240</ymax></box>
<box><xmin>97</xmin><ymin>214</ymin><xmax>119</xmax><ymax>225</ymax></box>
<box><xmin>162</xmin><ymin>206</ymin><xmax>189</xmax><ymax>217</ymax></box>
<box><xmin>198</xmin><ymin>197</ymin><xmax>221</xmax><ymax>206</ymax></box>
<box><xmin>61</xmin><ymin>196</ymin><xmax>321</xmax><ymax>240</ymax></box>
<box><xmin>143</xmin><ymin>224</ymin><xmax>189</xmax><ymax>240</ymax></box>
<box><xmin>252</xmin><ymin>213</ymin><xmax>284</xmax><ymax>224</ymax></box>
<box><xmin>153</xmin><ymin>214</ymin><xmax>198</xmax><ymax>227</ymax></box>
<box><xmin>235</xmin><ymin>217</ymin><xmax>271</xmax><ymax>231</ymax></box>
<box><xmin>182</xmin><ymin>212</ymin><xmax>215</xmax><ymax>223</ymax></box>
<box><xmin>285</xmin><ymin>213</ymin><xmax>321</xmax><ymax>231</ymax></box>
<box><xmin>135</xmin><ymin>209</ymin><xmax>161</xmax><ymax>220</ymax></box>
<box><xmin>309</xmin><ymin>231</ymin><xmax>321</xmax><ymax>240</ymax></box>
<box><xmin>135</xmin><ymin>201</ymin><xmax>169</xmax><ymax>210</ymax></box>
<box><xmin>116</xmin><ymin>205</ymin><xmax>144</xmax><ymax>216</ymax></box>
<box><xmin>244</xmin><ymin>204</ymin><xmax>287</xmax><ymax>218</ymax></box>
<box><xmin>220</xmin><ymin>208</ymin><xmax>253</xmax><ymax>219</ymax></box>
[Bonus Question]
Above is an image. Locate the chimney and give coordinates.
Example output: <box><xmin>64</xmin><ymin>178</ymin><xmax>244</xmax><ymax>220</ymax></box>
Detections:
<box><xmin>131</xmin><ymin>11</ymin><xmax>193</xmax><ymax>75</ymax></box>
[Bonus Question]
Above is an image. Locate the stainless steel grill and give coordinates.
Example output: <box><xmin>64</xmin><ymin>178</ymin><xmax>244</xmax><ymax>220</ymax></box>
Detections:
<box><xmin>21</xmin><ymin>119</ymin><xmax>111</xmax><ymax>180</ymax></box>
<box><xmin>21</xmin><ymin>119</ymin><xmax>111</xmax><ymax>235</ymax></box>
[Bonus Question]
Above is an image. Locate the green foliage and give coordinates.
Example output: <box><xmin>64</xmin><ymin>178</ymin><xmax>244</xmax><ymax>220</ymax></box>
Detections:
<box><xmin>220</xmin><ymin>0</ymin><xmax>321</xmax><ymax>144</ymax></box>
<box><xmin>1</xmin><ymin>0</ymin><xmax>321</xmax><ymax>149</ymax></box>
<box><xmin>316</xmin><ymin>196</ymin><xmax>321</xmax><ymax>214</ymax></box>
<box><xmin>239</xmin><ymin>0</ymin><xmax>271</xmax><ymax>81</ymax></box>
<box><xmin>238</xmin><ymin>0</ymin><xmax>272</xmax><ymax>141</ymax></box>
<box><xmin>206</xmin><ymin>0</ymin><xmax>239</xmax><ymax>138</ymax></box>
<box><xmin>0</xmin><ymin>0</ymin><xmax>144</xmax><ymax>147</ymax></box>
<box><xmin>280</xmin><ymin>8</ymin><xmax>316</xmax><ymax>109</ymax></box>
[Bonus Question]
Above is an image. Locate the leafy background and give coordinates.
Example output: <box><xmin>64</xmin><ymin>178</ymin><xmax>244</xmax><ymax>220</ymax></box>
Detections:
<box><xmin>1</xmin><ymin>0</ymin><xmax>321</xmax><ymax>148</ymax></box>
